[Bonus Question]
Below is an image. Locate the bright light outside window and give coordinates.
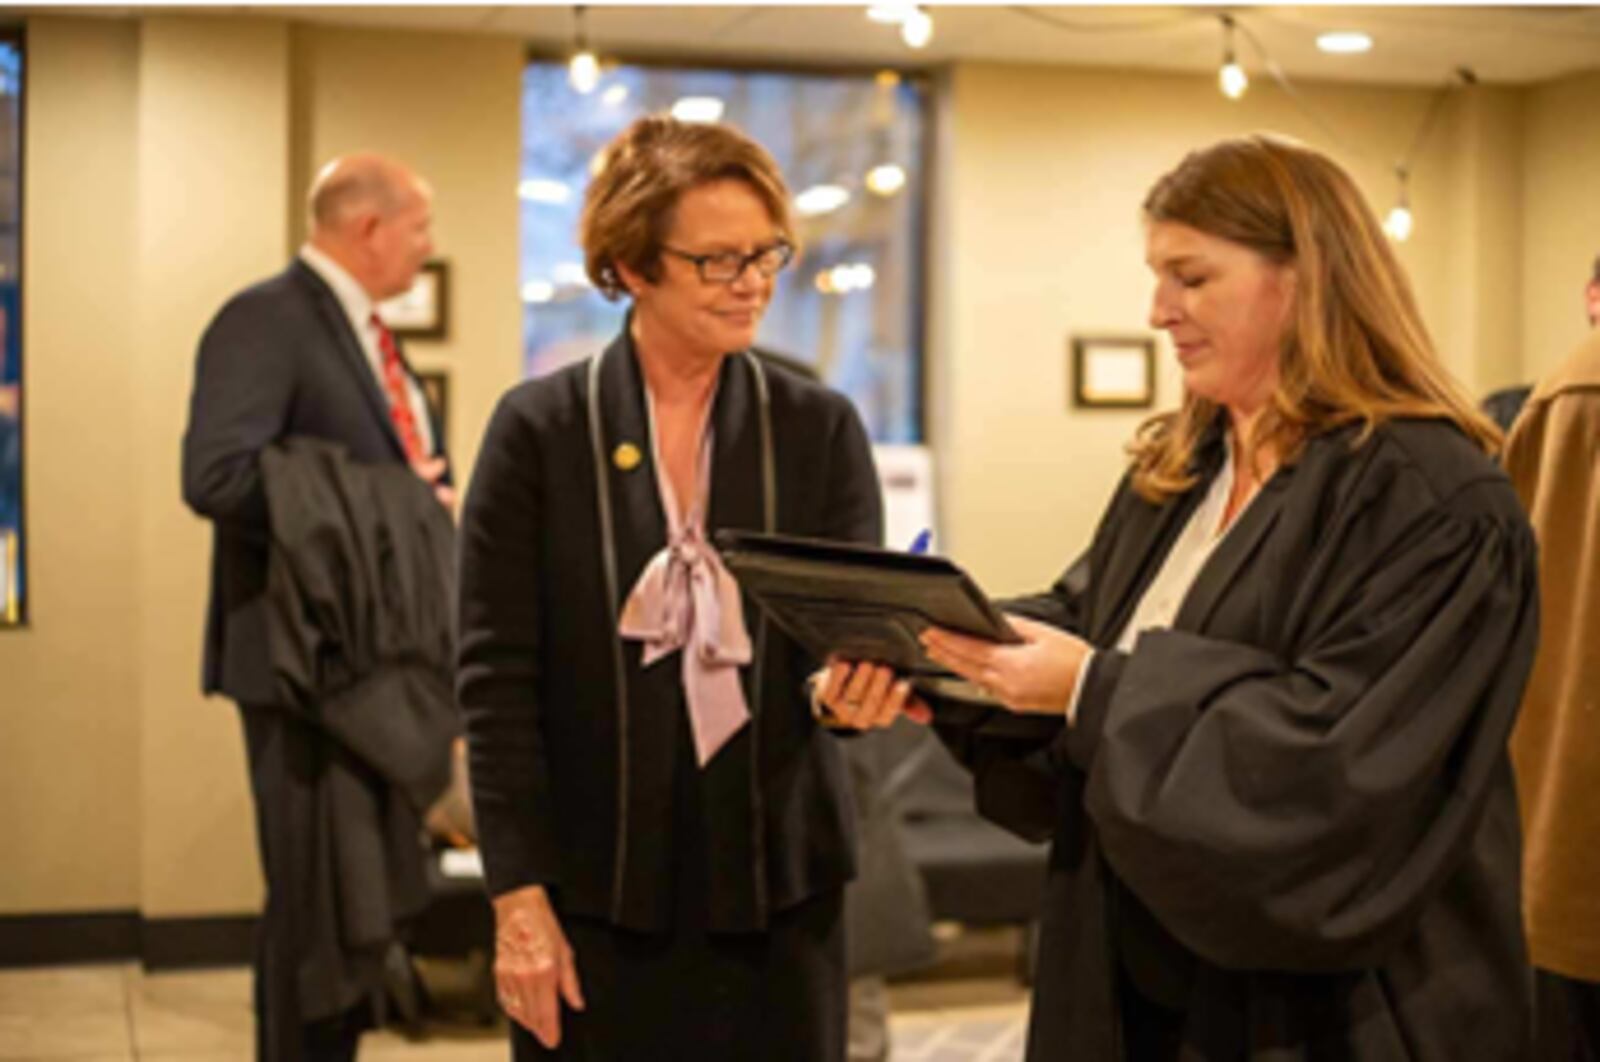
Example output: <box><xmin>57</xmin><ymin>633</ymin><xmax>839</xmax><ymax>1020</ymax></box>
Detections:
<box><xmin>521</xmin><ymin>61</ymin><xmax>928</xmax><ymax>443</ymax></box>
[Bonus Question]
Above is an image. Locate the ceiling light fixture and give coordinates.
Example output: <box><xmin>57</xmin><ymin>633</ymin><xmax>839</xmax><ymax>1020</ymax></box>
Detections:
<box><xmin>866</xmin><ymin>4</ymin><xmax>914</xmax><ymax>25</ymax></box>
<box><xmin>521</xmin><ymin>280</ymin><xmax>556</xmax><ymax>304</ymax></box>
<box><xmin>671</xmin><ymin>96</ymin><xmax>725</xmax><ymax>123</ymax></box>
<box><xmin>1218</xmin><ymin>15</ymin><xmax>1248</xmax><ymax>100</ymax></box>
<box><xmin>866</xmin><ymin>163</ymin><xmax>907</xmax><ymax>197</ymax></box>
<box><xmin>1383</xmin><ymin>166</ymin><xmax>1413</xmax><ymax>242</ymax></box>
<box><xmin>795</xmin><ymin>184</ymin><xmax>851</xmax><ymax>217</ymax></box>
<box><xmin>901</xmin><ymin>6</ymin><xmax>933</xmax><ymax>49</ymax></box>
<box><xmin>601</xmin><ymin>84</ymin><xmax>628</xmax><ymax>108</ymax></box>
<box><xmin>568</xmin><ymin>6</ymin><xmax>600</xmax><ymax>95</ymax></box>
<box><xmin>1316</xmin><ymin>31</ymin><xmax>1373</xmax><ymax>55</ymax></box>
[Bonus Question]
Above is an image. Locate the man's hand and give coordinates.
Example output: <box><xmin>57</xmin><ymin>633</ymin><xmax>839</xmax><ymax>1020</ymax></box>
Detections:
<box><xmin>492</xmin><ymin>885</ymin><xmax>585</xmax><ymax>1047</ymax></box>
<box><xmin>410</xmin><ymin>455</ymin><xmax>456</xmax><ymax>511</ymax></box>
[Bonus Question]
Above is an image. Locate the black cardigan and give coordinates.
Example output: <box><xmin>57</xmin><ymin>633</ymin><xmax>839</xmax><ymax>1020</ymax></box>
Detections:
<box><xmin>457</xmin><ymin>332</ymin><xmax>882</xmax><ymax>933</ymax></box>
<box><xmin>940</xmin><ymin>418</ymin><xmax>1539</xmax><ymax>1061</ymax></box>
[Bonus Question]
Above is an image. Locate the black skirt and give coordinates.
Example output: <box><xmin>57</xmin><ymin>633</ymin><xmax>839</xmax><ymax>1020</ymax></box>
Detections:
<box><xmin>512</xmin><ymin>718</ymin><xmax>847</xmax><ymax>1061</ymax></box>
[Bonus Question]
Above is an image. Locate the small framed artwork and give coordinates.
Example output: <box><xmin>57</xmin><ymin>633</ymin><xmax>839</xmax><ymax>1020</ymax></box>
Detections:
<box><xmin>417</xmin><ymin>369</ymin><xmax>449</xmax><ymax>443</ymax></box>
<box><xmin>379</xmin><ymin>259</ymin><xmax>449</xmax><ymax>341</ymax></box>
<box><xmin>1071</xmin><ymin>336</ymin><xmax>1156</xmax><ymax>409</ymax></box>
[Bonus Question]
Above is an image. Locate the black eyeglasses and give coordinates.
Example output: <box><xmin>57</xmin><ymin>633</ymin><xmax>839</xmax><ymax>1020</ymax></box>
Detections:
<box><xmin>661</xmin><ymin>241</ymin><xmax>794</xmax><ymax>284</ymax></box>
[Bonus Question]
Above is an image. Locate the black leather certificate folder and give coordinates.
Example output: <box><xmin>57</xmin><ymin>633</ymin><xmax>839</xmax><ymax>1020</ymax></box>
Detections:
<box><xmin>715</xmin><ymin>530</ymin><xmax>1024</xmax><ymax>705</ymax></box>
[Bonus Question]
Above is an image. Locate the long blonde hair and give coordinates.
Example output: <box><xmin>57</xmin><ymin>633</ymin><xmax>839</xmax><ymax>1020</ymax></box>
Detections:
<box><xmin>1131</xmin><ymin>134</ymin><xmax>1499</xmax><ymax>501</ymax></box>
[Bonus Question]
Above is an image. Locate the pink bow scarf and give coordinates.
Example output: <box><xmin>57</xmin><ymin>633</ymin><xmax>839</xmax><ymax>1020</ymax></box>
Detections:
<box><xmin>618</xmin><ymin>406</ymin><xmax>753</xmax><ymax>767</ymax></box>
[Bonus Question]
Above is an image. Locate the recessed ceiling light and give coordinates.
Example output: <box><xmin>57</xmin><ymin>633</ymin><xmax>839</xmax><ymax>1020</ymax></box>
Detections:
<box><xmin>1317</xmin><ymin>31</ymin><xmax>1372</xmax><ymax>55</ymax></box>
<box><xmin>671</xmin><ymin>96</ymin><xmax>725</xmax><ymax>123</ymax></box>
<box><xmin>866</xmin><ymin>4</ymin><xmax>914</xmax><ymax>24</ymax></box>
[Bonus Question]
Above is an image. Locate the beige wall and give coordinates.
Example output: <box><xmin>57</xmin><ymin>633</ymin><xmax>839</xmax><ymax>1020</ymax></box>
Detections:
<box><xmin>1440</xmin><ymin>85</ymin><xmax>1524</xmax><ymax>398</ymax></box>
<box><xmin>134</xmin><ymin>15</ymin><xmax>292</xmax><ymax>918</ymax></box>
<box><xmin>1</xmin><ymin>12</ymin><xmax>1593</xmax><ymax>921</ymax></box>
<box><xmin>292</xmin><ymin>23</ymin><xmax>523</xmax><ymax>482</ymax></box>
<box><xmin>0</xmin><ymin>17</ymin><xmax>141</xmax><ymax>912</ymax></box>
<box><xmin>1521</xmin><ymin>69</ymin><xmax>1600</xmax><ymax>380</ymax></box>
<box><xmin>3</xmin><ymin>14</ymin><xmax>521</xmax><ymax>918</ymax></box>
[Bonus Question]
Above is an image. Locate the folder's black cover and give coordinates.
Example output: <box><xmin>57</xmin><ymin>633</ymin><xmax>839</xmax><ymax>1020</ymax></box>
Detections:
<box><xmin>715</xmin><ymin>529</ymin><xmax>1022</xmax><ymax>688</ymax></box>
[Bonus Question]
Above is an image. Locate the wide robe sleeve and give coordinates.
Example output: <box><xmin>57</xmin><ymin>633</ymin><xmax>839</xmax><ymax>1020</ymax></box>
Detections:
<box><xmin>457</xmin><ymin>390</ymin><xmax>561</xmax><ymax>898</ymax></box>
<box><xmin>1064</xmin><ymin>482</ymin><xmax>1538</xmax><ymax>973</ymax></box>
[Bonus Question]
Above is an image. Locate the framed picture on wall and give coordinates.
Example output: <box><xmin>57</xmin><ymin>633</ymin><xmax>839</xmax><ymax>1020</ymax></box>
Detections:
<box><xmin>379</xmin><ymin>259</ymin><xmax>449</xmax><ymax>341</ymax></box>
<box><xmin>417</xmin><ymin>369</ymin><xmax>449</xmax><ymax>445</ymax></box>
<box><xmin>1071</xmin><ymin>335</ymin><xmax>1155</xmax><ymax>409</ymax></box>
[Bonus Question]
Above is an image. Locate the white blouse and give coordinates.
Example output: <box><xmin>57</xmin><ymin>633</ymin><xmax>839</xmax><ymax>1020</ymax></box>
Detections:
<box><xmin>1068</xmin><ymin>442</ymin><xmax>1251</xmax><ymax>721</ymax></box>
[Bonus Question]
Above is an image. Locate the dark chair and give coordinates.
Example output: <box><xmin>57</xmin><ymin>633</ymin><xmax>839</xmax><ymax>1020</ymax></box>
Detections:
<box><xmin>880</xmin><ymin>721</ymin><xmax>1049</xmax><ymax>980</ymax></box>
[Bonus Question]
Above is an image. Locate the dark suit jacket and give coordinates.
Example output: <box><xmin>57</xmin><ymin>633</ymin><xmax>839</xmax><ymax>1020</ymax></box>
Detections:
<box><xmin>182</xmin><ymin>259</ymin><xmax>448</xmax><ymax>704</ymax></box>
<box><xmin>940</xmin><ymin>418</ymin><xmax>1538</xmax><ymax>1060</ymax></box>
<box><xmin>457</xmin><ymin>330</ymin><xmax>882</xmax><ymax>933</ymax></box>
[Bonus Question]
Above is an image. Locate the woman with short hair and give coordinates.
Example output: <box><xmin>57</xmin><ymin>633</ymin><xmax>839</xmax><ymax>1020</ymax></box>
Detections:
<box><xmin>460</xmin><ymin>115</ymin><xmax>881</xmax><ymax>1059</ymax></box>
<box><xmin>824</xmin><ymin>134</ymin><xmax>1539</xmax><ymax>1060</ymax></box>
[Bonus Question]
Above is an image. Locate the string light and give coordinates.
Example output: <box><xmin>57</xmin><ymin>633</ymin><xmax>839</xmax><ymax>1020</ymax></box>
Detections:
<box><xmin>568</xmin><ymin>6</ymin><xmax>599</xmax><ymax>95</ymax></box>
<box><xmin>901</xmin><ymin>6</ymin><xmax>933</xmax><ymax>48</ymax></box>
<box><xmin>1383</xmin><ymin>166</ymin><xmax>1413</xmax><ymax>242</ymax></box>
<box><xmin>1007</xmin><ymin>9</ymin><xmax>1475</xmax><ymax>243</ymax></box>
<box><xmin>1218</xmin><ymin>15</ymin><xmax>1248</xmax><ymax>100</ymax></box>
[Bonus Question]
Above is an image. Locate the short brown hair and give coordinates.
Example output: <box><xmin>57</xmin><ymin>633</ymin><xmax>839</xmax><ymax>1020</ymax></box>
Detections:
<box><xmin>1130</xmin><ymin>134</ymin><xmax>1500</xmax><ymax>501</ymax></box>
<box><xmin>580</xmin><ymin>116</ymin><xmax>795</xmax><ymax>300</ymax></box>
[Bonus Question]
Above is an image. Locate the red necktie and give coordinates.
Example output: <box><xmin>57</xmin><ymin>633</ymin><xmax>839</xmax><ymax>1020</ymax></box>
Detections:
<box><xmin>370</xmin><ymin>313</ymin><xmax>426</xmax><ymax>464</ymax></box>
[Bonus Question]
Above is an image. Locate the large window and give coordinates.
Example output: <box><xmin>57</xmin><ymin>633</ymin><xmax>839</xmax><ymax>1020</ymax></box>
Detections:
<box><xmin>0</xmin><ymin>31</ymin><xmax>21</xmax><ymax>626</ymax></box>
<box><xmin>520</xmin><ymin>60</ymin><xmax>927</xmax><ymax>443</ymax></box>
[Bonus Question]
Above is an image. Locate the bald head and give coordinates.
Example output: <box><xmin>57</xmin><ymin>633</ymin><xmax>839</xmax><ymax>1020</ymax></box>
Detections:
<box><xmin>309</xmin><ymin>154</ymin><xmax>426</xmax><ymax>234</ymax></box>
<box><xmin>306</xmin><ymin>154</ymin><xmax>435</xmax><ymax>300</ymax></box>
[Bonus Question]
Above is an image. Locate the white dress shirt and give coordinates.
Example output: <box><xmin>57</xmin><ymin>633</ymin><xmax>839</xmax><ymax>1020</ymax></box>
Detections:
<box><xmin>298</xmin><ymin>243</ymin><xmax>436</xmax><ymax>457</ymax></box>
<box><xmin>1067</xmin><ymin>441</ymin><xmax>1248</xmax><ymax>720</ymax></box>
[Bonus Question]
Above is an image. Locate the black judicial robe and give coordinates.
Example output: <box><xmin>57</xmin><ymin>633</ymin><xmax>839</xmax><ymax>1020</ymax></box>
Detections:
<box><xmin>938</xmin><ymin>417</ymin><xmax>1539</xmax><ymax>1061</ymax></box>
<box><xmin>457</xmin><ymin>332</ymin><xmax>880</xmax><ymax>933</ymax></box>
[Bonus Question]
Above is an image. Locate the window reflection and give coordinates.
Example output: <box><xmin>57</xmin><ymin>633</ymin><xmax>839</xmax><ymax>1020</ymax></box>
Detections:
<box><xmin>0</xmin><ymin>33</ymin><xmax>22</xmax><ymax>626</ymax></box>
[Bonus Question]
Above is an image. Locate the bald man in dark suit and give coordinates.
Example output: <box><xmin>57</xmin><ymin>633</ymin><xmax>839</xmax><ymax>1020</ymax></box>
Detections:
<box><xmin>182</xmin><ymin>155</ymin><xmax>450</xmax><ymax>1060</ymax></box>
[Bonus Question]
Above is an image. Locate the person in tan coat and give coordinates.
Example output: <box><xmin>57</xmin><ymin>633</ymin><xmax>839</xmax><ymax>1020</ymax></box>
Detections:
<box><xmin>1504</xmin><ymin>262</ymin><xmax>1600</xmax><ymax>1060</ymax></box>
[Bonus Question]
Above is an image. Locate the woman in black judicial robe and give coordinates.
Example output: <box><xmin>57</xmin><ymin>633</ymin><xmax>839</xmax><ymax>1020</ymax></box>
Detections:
<box><xmin>821</xmin><ymin>135</ymin><xmax>1539</xmax><ymax>1060</ymax></box>
<box><xmin>458</xmin><ymin>118</ymin><xmax>880</xmax><ymax>1059</ymax></box>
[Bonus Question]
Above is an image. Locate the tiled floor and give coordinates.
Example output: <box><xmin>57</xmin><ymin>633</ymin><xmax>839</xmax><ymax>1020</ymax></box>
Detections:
<box><xmin>0</xmin><ymin>928</ymin><xmax>1030</xmax><ymax>1060</ymax></box>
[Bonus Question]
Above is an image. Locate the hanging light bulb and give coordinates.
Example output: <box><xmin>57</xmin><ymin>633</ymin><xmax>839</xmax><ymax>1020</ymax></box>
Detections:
<box><xmin>568</xmin><ymin>6</ymin><xmax>600</xmax><ymax>95</ymax></box>
<box><xmin>901</xmin><ymin>6</ymin><xmax>933</xmax><ymax>49</ymax></box>
<box><xmin>1383</xmin><ymin>167</ymin><xmax>1414</xmax><ymax>242</ymax></box>
<box><xmin>1218</xmin><ymin>15</ymin><xmax>1248</xmax><ymax>100</ymax></box>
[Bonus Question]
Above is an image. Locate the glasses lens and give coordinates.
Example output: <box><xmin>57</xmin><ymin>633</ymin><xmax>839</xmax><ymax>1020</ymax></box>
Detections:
<box><xmin>701</xmin><ymin>253</ymin><xmax>743</xmax><ymax>283</ymax></box>
<box><xmin>755</xmin><ymin>244</ymin><xmax>793</xmax><ymax>277</ymax></box>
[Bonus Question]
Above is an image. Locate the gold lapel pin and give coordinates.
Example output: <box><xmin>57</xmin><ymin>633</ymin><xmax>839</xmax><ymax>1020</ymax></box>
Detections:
<box><xmin>613</xmin><ymin>442</ymin><xmax>643</xmax><ymax>472</ymax></box>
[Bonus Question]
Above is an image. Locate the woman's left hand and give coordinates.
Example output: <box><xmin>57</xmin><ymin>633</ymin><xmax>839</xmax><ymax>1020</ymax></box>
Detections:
<box><xmin>921</xmin><ymin>614</ymin><xmax>1090</xmax><ymax>715</ymax></box>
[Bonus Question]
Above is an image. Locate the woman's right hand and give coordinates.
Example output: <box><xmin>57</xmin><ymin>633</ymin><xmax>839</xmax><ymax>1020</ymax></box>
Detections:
<box><xmin>818</xmin><ymin>659</ymin><xmax>933</xmax><ymax>729</ymax></box>
<box><xmin>492</xmin><ymin>884</ymin><xmax>585</xmax><ymax>1047</ymax></box>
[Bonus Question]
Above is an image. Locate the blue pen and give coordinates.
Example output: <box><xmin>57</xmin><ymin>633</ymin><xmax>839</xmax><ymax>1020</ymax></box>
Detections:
<box><xmin>908</xmin><ymin>528</ymin><xmax>933</xmax><ymax>555</ymax></box>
